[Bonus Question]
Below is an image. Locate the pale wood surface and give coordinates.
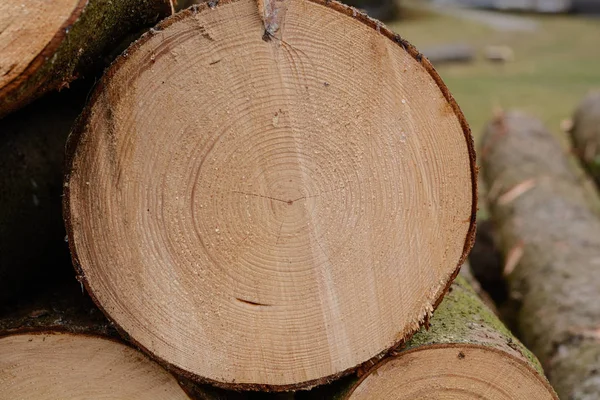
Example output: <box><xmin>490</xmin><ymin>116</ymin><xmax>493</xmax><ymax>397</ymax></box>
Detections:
<box><xmin>0</xmin><ymin>0</ymin><xmax>81</xmax><ymax>88</ymax></box>
<box><xmin>0</xmin><ymin>332</ymin><xmax>190</xmax><ymax>400</ymax></box>
<box><xmin>349</xmin><ymin>346</ymin><xmax>554</xmax><ymax>400</ymax></box>
<box><xmin>65</xmin><ymin>0</ymin><xmax>476</xmax><ymax>389</ymax></box>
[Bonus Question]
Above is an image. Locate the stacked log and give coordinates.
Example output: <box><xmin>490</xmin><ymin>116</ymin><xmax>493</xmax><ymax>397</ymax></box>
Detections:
<box><xmin>62</xmin><ymin>0</ymin><xmax>476</xmax><ymax>391</ymax></box>
<box><xmin>0</xmin><ymin>0</ymin><xmax>171</xmax><ymax>118</ymax></box>
<box><xmin>0</xmin><ymin>281</ymin><xmax>193</xmax><ymax>399</ymax></box>
<box><xmin>481</xmin><ymin>111</ymin><xmax>600</xmax><ymax>399</ymax></box>
<box><xmin>569</xmin><ymin>91</ymin><xmax>600</xmax><ymax>184</ymax></box>
<box><xmin>3</xmin><ymin>0</ymin><xmax>580</xmax><ymax>398</ymax></box>
<box><xmin>300</xmin><ymin>269</ymin><xmax>556</xmax><ymax>399</ymax></box>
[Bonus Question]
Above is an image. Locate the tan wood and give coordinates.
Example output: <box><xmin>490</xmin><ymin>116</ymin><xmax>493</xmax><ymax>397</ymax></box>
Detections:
<box><xmin>298</xmin><ymin>273</ymin><xmax>556</xmax><ymax>400</ymax></box>
<box><xmin>64</xmin><ymin>0</ymin><xmax>476</xmax><ymax>390</ymax></box>
<box><xmin>0</xmin><ymin>332</ymin><xmax>190</xmax><ymax>400</ymax></box>
<box><xmin>0</xmin><ymin>0</ymin><xmax>81</xmax><ymax>88</ymax></box>
<box><xmin>349</xmin><ymin>346</ymin><xmax>555</xmax><ymax>400</ymax></box>
<box><xmin>0</xmin><ymin>0</ymin><xmax>170</xmax><ymax>118</ymax></box>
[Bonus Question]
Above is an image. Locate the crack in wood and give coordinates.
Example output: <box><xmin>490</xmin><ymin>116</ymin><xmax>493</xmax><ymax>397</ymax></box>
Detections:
<box><xmin>232</xmin><ymin>190</ymin><xmax>291</xmax><ymax>204</ymax></box>
<box><xmin>236</xmin><ymin>297</ymin><xmax>271</xmax><ymax>307</ymax></box>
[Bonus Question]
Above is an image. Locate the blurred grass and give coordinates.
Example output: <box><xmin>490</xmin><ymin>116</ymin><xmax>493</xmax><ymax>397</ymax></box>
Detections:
<box><xmin>387</xmin><ymin>3</ymin><xmax>600</xmax><ymax>144</ymax></box>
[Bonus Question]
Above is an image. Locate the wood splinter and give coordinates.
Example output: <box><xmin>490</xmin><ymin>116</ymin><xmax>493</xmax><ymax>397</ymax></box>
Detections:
<box><xmin>258</xmin><ymin>0</ymin><xmax>290</xmax><ymax>40</ymax></box>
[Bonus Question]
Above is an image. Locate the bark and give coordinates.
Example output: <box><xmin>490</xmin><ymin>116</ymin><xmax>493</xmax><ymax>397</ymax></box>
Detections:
<box><xmin>0</xmin><ymin>0</ymin><xmax>171</xmax><ymax>119</ymax></box>
<box><xmin>570</xmin><ymin>91</ymin><xmax>600</xmax><ymax>186</ymax></box>
<box><xmin>480</xmin><ymin>111</ymin><xmax>600</xmax><ymax>400</ymax></box>
<box><xmin>0</xmin><ymin>84</ymin><xmax>91</xmax><ymax>304</ymax></box>
<box><xmin>299</xmin><ymin>272</ymin><xmax>557</xmax><ymax>399</ymax></box>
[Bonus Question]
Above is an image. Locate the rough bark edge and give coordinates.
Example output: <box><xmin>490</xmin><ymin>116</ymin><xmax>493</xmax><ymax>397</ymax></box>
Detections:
<box><xmin>0</xmin><ymin>0</ymin><xmax>172</xmax><ymax>119</ymax></box>
<box><xmin>481</xmin><ymin>111</ymin><xmax>600</xmax><ymax>399</ymax></box>
<box><xmin>339</xmin><ymin>276</ymin><xmax>558</xmax><ymax>399</ymax></box>
<box><xmin>402</xmin><ymin>276</ymin><xmax>543</xmax><ymax>371</ymax></box>
<box><xmin>62</xmin><ymin>0</ymin><xmax>477</xmax><ymax>391</ymax></box>
<box><xmin>0</xmin><ymin>286</ymin><xmax>116</xmax><ymax>338</ymax></box>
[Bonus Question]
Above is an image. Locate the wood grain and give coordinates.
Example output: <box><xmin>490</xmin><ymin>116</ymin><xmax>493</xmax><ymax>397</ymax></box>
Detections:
<box><xmin>65</xmin><ymin>0</ymin><xmax>477</xmax><ymax>390</ymax></box>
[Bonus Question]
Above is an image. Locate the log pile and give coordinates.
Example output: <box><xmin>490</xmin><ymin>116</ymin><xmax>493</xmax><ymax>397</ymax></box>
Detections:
<box><xmin>1</xmin><ymin>0</ymin><xmax>596</xmax><ymax>398</ymax></box>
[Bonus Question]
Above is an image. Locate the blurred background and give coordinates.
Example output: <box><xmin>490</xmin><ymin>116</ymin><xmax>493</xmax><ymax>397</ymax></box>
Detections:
<box><xmin>346</xmin><ymin>0</ymin><xmax>600</xmax><ymax>155</ymax></box>
<box><xmin>344</xmin><ymin>0</ymin><xmax>600</xmax><ymax>310</ymax></box>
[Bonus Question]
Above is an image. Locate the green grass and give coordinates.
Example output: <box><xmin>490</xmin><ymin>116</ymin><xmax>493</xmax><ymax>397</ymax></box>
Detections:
<box><xmin>387</xmin><ymin>5</ymin><xmax>600</xmax><ymax>145</ymax></box>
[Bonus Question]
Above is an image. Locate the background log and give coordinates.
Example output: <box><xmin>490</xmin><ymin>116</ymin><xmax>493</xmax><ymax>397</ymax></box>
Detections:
<box><xmin>0</xmin><ymin>0</ymin><xmax>171</xmax><ymax>118</ymax></box>
<box><xmin>421</xmin><ymin>43</ymin><xmax>475</xmax><ymax>65</ymax></box>
<box><xmin>481</xmin><ymin>111</ymin><xmax>600</xmax><ymax>399</ymax></box>
<box><xmin>569</xmin><ymin>91</ymin><xmax>600</xmax><ymax>185</ymax></box>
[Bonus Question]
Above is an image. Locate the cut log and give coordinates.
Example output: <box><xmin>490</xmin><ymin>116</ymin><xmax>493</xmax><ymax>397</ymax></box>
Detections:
<box><xmin>0</xmin><ymin>0</ymin><xmax>171</xmax><ymax>119</ymax></box>
<box><xmin>569</xmin><ymin>91</ymin><xmax>600</xmax><ymax>185</ymax></box>
<box><xmin>0</xmin><ymin>85</ymin><xmax>91</xmax><ymax>304</ymax></box>
<box><xmin>64</xmin><ymin>0</ymin><xmax>477</xmax><ymax>391</ymax></box>
<box><xmin>299</xmin><ymin>271</ymin><xmax>557</xmax><ymax>399</ymax></box>
<box><xmin>0</xmin><ymin>284</ymin><xmax>191</xmax><ymax>400</ymax></box>
<box><xmin>0</xmin><ymin>281</ymin><xmax>230</xmax><ymax>400</ymax></box>
<box><xmin>0</xmin><ymin>333</ymin><xmax>191</xmax><ymax>400</ymax></box>
<box><xmin>480</xmin><ymin>111</ymin><xmax>600</xmax><ymax>400</ymax></box>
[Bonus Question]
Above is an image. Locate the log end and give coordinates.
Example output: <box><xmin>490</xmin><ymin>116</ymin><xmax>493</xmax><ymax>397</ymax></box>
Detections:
<box><xmin>64</xmin><ymin>0</ymin><xmax>476</xmax><ymax>390</ymax></box>
<box><xmin>0</xmin><ymin>332</ymin><xmax>191</xmax><ymax>399</ymax></box>
<box><xmin>345</xmin><ymin>344</ymin><xmax>557</xmax><ymax>400</ymax></box>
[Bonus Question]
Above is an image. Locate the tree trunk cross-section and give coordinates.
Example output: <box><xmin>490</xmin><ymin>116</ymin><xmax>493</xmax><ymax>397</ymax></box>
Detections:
<box><xmin>300</xmin><ymin>270</ymin><xmax>557</xmax><ymax>400</ymax></box>
<box><xmin>64</xmin><ymin>0</ymin><xmax>476</xmax><ymax>390</ymax></box>
<box><xmin>0</xmin><ymin>284</ymin><xmax>192</xmax><ymax>400</ymax></box>
<box><xmin>345</xmin><ymin>276</ymin><xmax>557</xmax><ymax>400</ymax></box>
<box><xmin>0</xmin><ymin>0</ymin><xmax>171</xmax><ymax>119</ymax></box>
<box><xmin>0</xmin><ymin>333</ymin><xmax>192</xmax><ymax>400</ymax></box>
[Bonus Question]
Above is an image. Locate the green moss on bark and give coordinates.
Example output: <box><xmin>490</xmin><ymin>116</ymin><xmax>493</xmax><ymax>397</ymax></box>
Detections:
<box><xmin>0</xmin><ymin>0</ymin><xmax>171</xmax><ymax>118</ymax></box>
<box><xmin>300</xmin><ymin>273</ymin><xmax>554</xmax><ymax>399</ymax></box>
